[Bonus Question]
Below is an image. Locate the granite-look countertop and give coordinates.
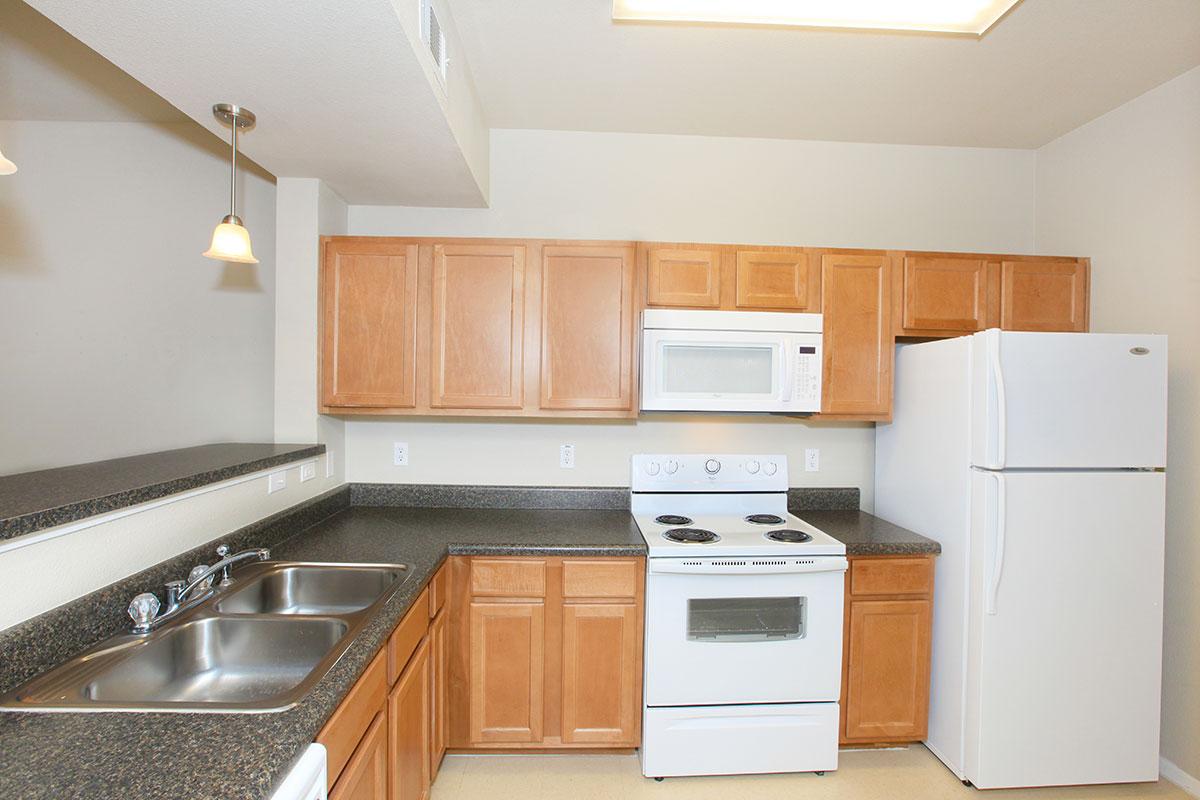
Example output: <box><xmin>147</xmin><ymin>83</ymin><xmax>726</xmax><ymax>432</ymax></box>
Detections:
<box><xmin>796</xmin><ymin>510</ymin><xmax>941</xmax><ymax>555</ymax></box>
<box><xmin>0</xmin><ymin>443</ymin><xmax>325</xmax><ymax>541</ymax></box>
<box><xmin>0</xmin><ymin>506</ymin><xmax>644</xmax><ymax>800</ymax></box>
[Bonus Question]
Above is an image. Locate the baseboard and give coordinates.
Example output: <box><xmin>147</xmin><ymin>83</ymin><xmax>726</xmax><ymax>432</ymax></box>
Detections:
<box><xmin>1162</xmin><ymin>757</ymin><xmax>1200</xmax><ymax>798</ymax></box>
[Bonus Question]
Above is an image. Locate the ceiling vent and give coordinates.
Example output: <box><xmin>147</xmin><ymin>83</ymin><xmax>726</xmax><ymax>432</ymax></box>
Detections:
<box><xmin>420</xmin><ymin>0</ymin><xmax>449</xmax><ymax>83</ymax></box>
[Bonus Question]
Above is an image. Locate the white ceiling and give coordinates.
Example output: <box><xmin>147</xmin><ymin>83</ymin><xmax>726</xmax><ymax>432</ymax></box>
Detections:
<box><xmin>0</xmin><ymin>1</ymin><xmax>182</xmax><ymax>123</ymax></box>
<box><xmin>448</xmin><ymin>0</ymin><xmax>1200</xmax><ymax>148</ymax></box>
<box><xmin>22</xmin><ymin>0</ymin><xmax>488</xmax><ymax>206</ymax></box>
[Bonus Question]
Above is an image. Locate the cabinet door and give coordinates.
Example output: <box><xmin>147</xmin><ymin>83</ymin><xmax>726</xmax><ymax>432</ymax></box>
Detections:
<box><xmin>1000</xmin><ymin>260</ymin><xmax>1089</xmax><ymax>332</ymax></box>
<box><xmin>844</xmin><ymin>599</ymin><xmax>932</xmax><ymax>742</ymax></box>
<box><xmin>820</xmin><ymin>254</ymin><xmax>893</xmax><ymax>417</ymax></box>
<box><xmin>902</xmin><ymin>256</ymin><xmax>989</xmax><ymax>333</ymax></box>
<box><xmin>540</xmin><ymin>245</ymin><xmax>636</xmax><ymax>411</ymax></box>
<box><xmin>430</xmin><ymin>243</ymin><xmax>525</xmax><ymax>409</ymax></box>
<box><xmin>561</xmin><ymin>603</ymin><xmax>641</xmax><ymax>745</ymax></box>
<box><xmin>330</xmin><ymin>710</ymin><xmax>389</xmax><ymax>800</ymax></box>
<box><xmin>646</xmin><ymin>247</ymin><xmax>721</xmax><ymax>308</ymax></box>
<box><xmin>469</xmin><ymin>601</ymin><xmax>545</xmax><ymax>743</ymax></box>
<box><xmin>389</xmin><ymin>637</ymin><xmax>432</xmax><ymax>800</ymax></box>
<box><xmin>321</xmin><ymin>241</ymin><xmax>419</xmax><ymax>408</ymax></box>
<box><xmin>428</xmin><ymin>610</ymin><xmax>448</xmax><ymax>781</ymax></box>
<box><xmin>735</xmin><ymin>250</ymin><xmax>819</xmax><ymax>311</ymax></box>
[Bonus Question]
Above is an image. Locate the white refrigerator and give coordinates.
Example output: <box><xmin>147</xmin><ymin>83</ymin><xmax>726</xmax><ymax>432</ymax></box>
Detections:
<box><xmin>875</xmin><ymin>329</ymin><xmax>1167</xmax><ymax>790</ymax></box>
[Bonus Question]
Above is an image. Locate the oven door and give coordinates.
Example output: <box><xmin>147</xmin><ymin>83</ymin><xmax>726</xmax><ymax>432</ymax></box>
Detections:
<box><xmin>644</xmin><ymin>557</ymin><xmax>847</xmax><ymax>707</ymax></box>
<box><xmin>642</xmin><ymin>329</ymin><xmax>820</xmax><ymax>412</ymax></box>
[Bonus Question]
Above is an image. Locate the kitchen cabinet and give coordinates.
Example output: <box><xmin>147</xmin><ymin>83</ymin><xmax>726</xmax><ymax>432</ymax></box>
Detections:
<box><xmin>389</xmin><ymin>637</ymin><xmax>431</xmax><ymax>800</ymax></box>
<box><xmin>734</xmin><ymin>249</ymin><xmax>820</xmax><ymax>311</ymax></box>
<box><xmin>538</xmin><ymin>245</ymin><xmax>636</xmax><ymax>411</ymax></box>
<box><xmin>840</xmin><ymin>555</ymin><xmax>935</xmax><ymax>746</ymax></box>
<box><xmin>645</xmin><ymin>245</ymin><xmax>722</xmax><ymax>307</ymax></box>
<box><xmin>449</xmin><ymin>556</ymin><xmax>645</xmax><ymax>750</ymax></box>
<box><xmin>899</xmin><ymin>255</ymin><xmax>992</xmax><ymax>336</ymax></box>
<box><xmin>429</xmin><ymin>243</ymin><xmax>526</xmax><ymax>410</ymax></box>
<box><xmin>428</xmin><ymin>607</ymin><xmax>448</xmax><ymax>780</ymax></box>
<box><xmin>320</xmin><ymin>240</ymin><xmax>419</xmax><ymax>408</ymax></box>
<box><xmin>319</xmin><ymin>650</ymin><xmax>388</xmax><ymax>792</ymax></box>
<box><xmin>329</xmin><ymin>710</ymin><xmax>389</xmax><ymax>800</ymax></box>
<box><xmin>1000</xmin><ymin>258</ymin><xmax>1089</xmax><ymax>332</ymax></box>
<box><xmin>820</xmin><ymin>253</ymin><xmax>894</xmax><ymax>420</ymax></box>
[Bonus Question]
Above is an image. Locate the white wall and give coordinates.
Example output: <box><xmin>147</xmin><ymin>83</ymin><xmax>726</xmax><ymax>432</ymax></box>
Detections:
<box><xmin>343</xmin><ymin>130</ymin><xmax>1038</xmax><ymax>505</ymax></box>
<box><xmin>1036</xmin><ymin>66</ymin><xmax>1200</xmax><ymax>789</ymax></box>
<box><xmin>0</xmin><ymin>454</ymin><xmax>340</xmax><ymax>631</ymax></box>
<box><xmin>0</xmin><ymin>119</ymin><xmax>277</xmax><ymax>474</ymax></box>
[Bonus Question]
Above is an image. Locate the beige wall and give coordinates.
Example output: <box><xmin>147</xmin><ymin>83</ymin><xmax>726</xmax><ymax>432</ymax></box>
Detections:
<box><xmin>0</xmin><ymin>119</ymin><xmax>277</xmax><ymax>474</ymax></box>
<box><xmin>343</xmin><ymin>129</ymin><xmax>1039</xmax><ymax>504</ymax></box>
<box><xmin>1036</xmin><ymin>66</ymin><xmax>1200</xmax><ymax>788</ymax></box>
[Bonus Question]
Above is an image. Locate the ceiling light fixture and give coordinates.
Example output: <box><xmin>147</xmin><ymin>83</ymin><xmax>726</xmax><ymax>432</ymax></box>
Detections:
<box><xmin>612</xmin><ymin>0</ymin><xmax>1022</xmax><ymax>35</ymax></box>
<box><xmin>203</xmin><ymin>103</ymin><xmax>259</xmax><ymax>265</ymax></box>
<box><xmin>0</xmin><ymin>148</ymin><xmax>16</xmax><ymax>175</ymax></box>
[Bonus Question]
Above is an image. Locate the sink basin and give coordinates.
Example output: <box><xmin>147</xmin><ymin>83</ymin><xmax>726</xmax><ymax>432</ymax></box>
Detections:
<box><xmin>214</xmin><ymin>564</ymin><xmax>407</xmax><ymax>615</ymax></box>
<box><xmin>1</xmin><ymin>561</ymin><xmax>412</xmax><ymax>713</ymax></box>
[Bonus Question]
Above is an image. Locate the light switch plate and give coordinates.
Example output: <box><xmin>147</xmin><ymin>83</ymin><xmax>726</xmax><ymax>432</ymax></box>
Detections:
<box><xmin>300</xmin><ymin>462</ymin><xmax>317</xmax><ymax>482</ymax></box>
<box><xmin>560</xmin><ymin>444</ymin><xmax>576</xmax><ymax>469</ymax></box>
<box><xmin>805</xmin><ymin>448</ymin><xmax>820</xmax><ymax>472</ymax></box>
<box><xmin>393</xmin><ymin>442</ymin><xmax>409</xmax><ymax>466</ymax></box>
<box><xmin>267</xmin><ymin>470</ymin><xmax>287</xmax><ymax>494</ymax></box>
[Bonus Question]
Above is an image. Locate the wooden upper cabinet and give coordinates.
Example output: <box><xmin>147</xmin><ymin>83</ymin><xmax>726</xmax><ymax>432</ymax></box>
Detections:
<box><xmin>646</xmin><ymin>246</ymin><xmax>722</xmax><ymax>308</ymax></box>
<box><xmin>901</xmin><ymin>256</ymin><xmax>990</xmax><ymax>334</ymax></box>
<box><xmin>1001</xmin><ymin>259</ymin><xmax>1089</xmax><ymax>332</ymax></box>
<box><xmin>820</xmin><ymin>253</ymin><xmax>893</xmax><ymax>418</ymax></box>
<box><xmin>321</xmin><ymin>241</ymin><xmax>419</xmax><ymax>409</ymax></box>
<box><xmin>539</xmin><ymin>245</ymin><xmax>636</xmax><ymax>412</ymax></box>
<box><xmin>735</xmin><ymin>249</ymin><xmax>820</xmax><ymax>311</ymax></box>
<box><xmin>430</xmin><ymin>243</ymin><xmax>525</xmax><ymax>409</ymax></box>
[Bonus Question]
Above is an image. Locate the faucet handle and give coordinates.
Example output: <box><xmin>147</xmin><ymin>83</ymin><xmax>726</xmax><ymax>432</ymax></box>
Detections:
<box><xmin>128</xmin><ymin>593</ymin><xmax>161</xmax><ymax>632</ymax></box>
<box><xmin>216</xmin><ymin>544</ymin><xmax>229</xmax><ymax>558</ymax></box>
<box><xmin>187</xmin><ymin>564</ymin><xmax>213</xmax><ymax>590</ymax></box>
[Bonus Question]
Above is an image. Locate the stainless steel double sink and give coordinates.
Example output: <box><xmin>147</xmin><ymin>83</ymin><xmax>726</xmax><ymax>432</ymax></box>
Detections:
<box><xmin>1</xmin><ymin>562</ymin><xmax>411</xmax><ymax>713</ymax></box>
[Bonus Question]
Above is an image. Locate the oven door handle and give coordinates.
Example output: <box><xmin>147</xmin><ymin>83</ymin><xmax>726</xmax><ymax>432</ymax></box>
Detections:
<box><xmin>648</xmin><ymin>557</ymin><xmax>848</xmax><ymax>575</ymax></box>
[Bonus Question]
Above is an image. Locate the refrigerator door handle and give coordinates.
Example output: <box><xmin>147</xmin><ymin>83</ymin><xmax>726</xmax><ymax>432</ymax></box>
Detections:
<box><xmin>986</xmin><ymin>471</ymin><xmax>1007</xmax><ymax>615</ymax></box>
<box><xmin>987</xmin><ymin>334</ymin><xmax>1008</xmax><ymax>469</ymax></box>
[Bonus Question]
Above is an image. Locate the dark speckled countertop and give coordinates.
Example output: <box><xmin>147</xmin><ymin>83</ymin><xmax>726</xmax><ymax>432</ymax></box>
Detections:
<box><xmin>796</xmin><ymin>510</ymin><xmax>941</xmax><ymax>556</ymax></box>
<box><xmin>0</xmin><ymin>506</ymin><xmax>644</xmax><ymax>800</ymax></box>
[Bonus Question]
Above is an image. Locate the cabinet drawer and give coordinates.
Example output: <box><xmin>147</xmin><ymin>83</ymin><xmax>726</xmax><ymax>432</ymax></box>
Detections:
<box><xmin>849</xmin><ymin>557</ymin><xmax>933</xmax><ymax>597</ymax></box>
<box><xmin>562</xmin><ymin>559</ymin><xmax>641</xmax><ymax>600</ymax></box>
<box><xmin>318</xmin><ymin>648</ymin><xmax>388</xmax><ymax>790</ymax></box>
<box><xmin>388</xmin><ymin>587</ymin><xmax>430</xmax><ymax>684</ymax></box>
<box><xmin>429</xmin><ymin>563</ymin><xmax>448</xmax><ymax>619</ymax></box>
<box><xmin>470</xmin><ymin>559</ymin><xmax>546</xmax><ymax>598</ymax></box>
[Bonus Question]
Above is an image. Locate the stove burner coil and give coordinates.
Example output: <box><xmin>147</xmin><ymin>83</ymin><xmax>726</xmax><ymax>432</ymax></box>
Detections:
<box><xmin>765</xmin><ymin>529</ymin><xmax>813</xmax><ymax>543</ymax></box>
<box><xmin>745</xmin><ymin>514</ymin><xmax>786</xmax><ymax>526</ymax></box>
<box><xmin>662</xmin><ymin>528</ymin><xmax>721</xmax><ymax>544</ymax></box>
<box><xmin>654</xmin><ymin>514</ymin><xmax>694</xmax><ymax>526</ymax></box>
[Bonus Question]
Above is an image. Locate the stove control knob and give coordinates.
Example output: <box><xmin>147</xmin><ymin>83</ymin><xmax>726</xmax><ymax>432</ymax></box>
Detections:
<box><xmin>645</xmin><ymin>461</ymin><xmax>661</xmax><ymax>476</ymax></box>
<box><xmin>764</xmin><ymin>461</ymin><xmax>778</xmax><ymax>476</ymax></box>
<box><xmin>745</xmin><ymin>460</ymin><xmax>760</xmax><ymax>474</ymax></box>
<box><xmin>704</xmin><ymin>458</ymin><xmax>721</xmax><ymax>475</ymax></box>
<box><xmin>664</xmin><ymin>459</ymin><xmax>679</xmax><ymax>474</ymax></box>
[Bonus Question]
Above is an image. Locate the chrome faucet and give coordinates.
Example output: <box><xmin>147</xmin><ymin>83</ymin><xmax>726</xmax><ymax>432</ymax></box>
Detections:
<box><xmin>127</xmin><ymin>544</ymin><xmax>271</xmax><ymax>633</ymax></box>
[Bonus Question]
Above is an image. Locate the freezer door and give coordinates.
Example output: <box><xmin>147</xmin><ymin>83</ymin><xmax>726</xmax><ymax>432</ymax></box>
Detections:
<box><xmin>970</xmin><ymin>330</ymin><xmax>1167</xmax><ymax>469</ymax></box>
<box><xmin>964</xmin><ymin>470</ymin><xmax>1165</xmax><ymax>789</ymax></box>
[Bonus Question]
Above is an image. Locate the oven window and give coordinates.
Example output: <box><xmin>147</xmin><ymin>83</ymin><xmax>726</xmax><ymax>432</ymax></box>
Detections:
<box><xmin>686</xmin><ymin>597</ymin><xmax>806</xmax><ymax>642</ymax></box>
<box><xmin>662</xmin><ymin>345</ymin><xmax>774</xmax><ymax>394</ymax></box>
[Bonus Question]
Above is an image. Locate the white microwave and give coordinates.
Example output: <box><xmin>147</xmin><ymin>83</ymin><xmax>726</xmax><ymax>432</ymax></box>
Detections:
<box><xmin>640</xmin><ymin>309</ymin><xmax>823</xmax><ymax>413</ymax></box>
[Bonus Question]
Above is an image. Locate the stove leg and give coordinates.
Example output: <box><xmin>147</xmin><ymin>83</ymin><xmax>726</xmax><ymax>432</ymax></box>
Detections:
<box><xmin>654</xmin><ymin>777</ymin><xmax>665</xmax><ymax>782</ymax></box>
<box><xmin>815</xmin><ymin>771</ymin><xmax>826</xmax><ymax>776</ymax></box>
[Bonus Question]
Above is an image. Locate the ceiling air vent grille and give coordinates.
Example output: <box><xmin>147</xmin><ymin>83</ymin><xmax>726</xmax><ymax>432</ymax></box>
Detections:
<box><xmin>420</xmin><ymin>0</ymin><xmax>449</xmax><ymax>83</ymax></box>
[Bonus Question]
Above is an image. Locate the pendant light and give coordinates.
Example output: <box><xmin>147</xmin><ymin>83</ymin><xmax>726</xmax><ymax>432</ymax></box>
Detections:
<box><xmin>0</xmin><ymin>148</ymin><xmax>15</xmax><ymax>175</ymax></box>
<box><xmin>203</xmin><ymin>103</ymin><xmax>258</xmax><ymax>264</ymax></box>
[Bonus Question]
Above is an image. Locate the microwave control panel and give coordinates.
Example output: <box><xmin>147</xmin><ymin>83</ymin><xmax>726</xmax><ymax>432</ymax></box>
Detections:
<box><xmin>793</xmin><ymin>345</ymin><xmax>821</xmax><ymax>406</ymax></box>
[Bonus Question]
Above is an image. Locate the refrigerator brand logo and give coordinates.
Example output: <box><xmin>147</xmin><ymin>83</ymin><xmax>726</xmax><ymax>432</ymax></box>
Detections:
<box><xmin>1130</xmin><ymin>347</ymin><xmax>1151</xmax><ymax>356</ymax></box>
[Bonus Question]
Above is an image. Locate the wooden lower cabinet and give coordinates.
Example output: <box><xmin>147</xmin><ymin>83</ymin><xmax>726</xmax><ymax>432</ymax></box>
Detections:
<box><xmin>449</xmin><ymin>556</ymin><xmax>644</xmax><ymax>750</ymax></box>
<box><xmin>840</xmin><ymin>555</ymin><xmax>936</xmax><ymax>746</ymax></box>
<box><xmin>429</xmin><ymin>609</ymin><xmax>448</xmax><ymax>780</ymax></box>
<box><xmin>330</xmin><ymin>711</ymin><xmax>389</xmax><ymax>800</ymax></box>
<box><xmin>389</xmin><ymin>638</ymin><xmax>432</xmax><ymax>800</ymax></box>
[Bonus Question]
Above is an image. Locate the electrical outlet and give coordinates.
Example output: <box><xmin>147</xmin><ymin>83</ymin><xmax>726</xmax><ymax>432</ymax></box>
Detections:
<box><xmin>325</xmin><ymin>451</ymin><xmax>335</xmax><ymax>479</ymax></box>
<box><xmin>300</xmin><ymin>461</ymin><xmax>317</xmax><ymax>482</ymax></box>
<box><xmin>393</xmin><ymin>442</ymin><xmax>409</xmax><ymax>466</ymax></box>
<box><xmin>559</xmin><ymin>443</ymin><xmax>576</xmax><ymax>469</ymax></box>
<box><xmin>805</xmin><ymin>448</ymin><xmax>820</xmax><ymax>472</ymax></box>
<box><xmin>267</xmin><ymin>470</ymin><xmax>287</xmax><ymax>494</ymax></box>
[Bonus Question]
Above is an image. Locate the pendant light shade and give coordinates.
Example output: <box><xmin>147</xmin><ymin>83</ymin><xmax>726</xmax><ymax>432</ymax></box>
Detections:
<box><xmin>0</xmin><ymin>148</ymin><xmax>16</xmax><ymax>175</ymax></box>
<box><xmin>203</xmin><ymin>103</ymin><xmax>258</xmax><ymax>264</ymax></box>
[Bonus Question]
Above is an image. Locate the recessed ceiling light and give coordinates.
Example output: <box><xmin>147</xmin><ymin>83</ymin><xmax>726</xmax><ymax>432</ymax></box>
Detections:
<box><xmin>612</xmin><ymin>0</ymin><xmax>1023</xmax><ymax>35</ymax></box>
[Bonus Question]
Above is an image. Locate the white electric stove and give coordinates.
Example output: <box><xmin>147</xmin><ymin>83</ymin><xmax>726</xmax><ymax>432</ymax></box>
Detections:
<box><xmin>632</xmin><ymin>454</ymin><xmax>847</xmax><ymax>780</ymax></box>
